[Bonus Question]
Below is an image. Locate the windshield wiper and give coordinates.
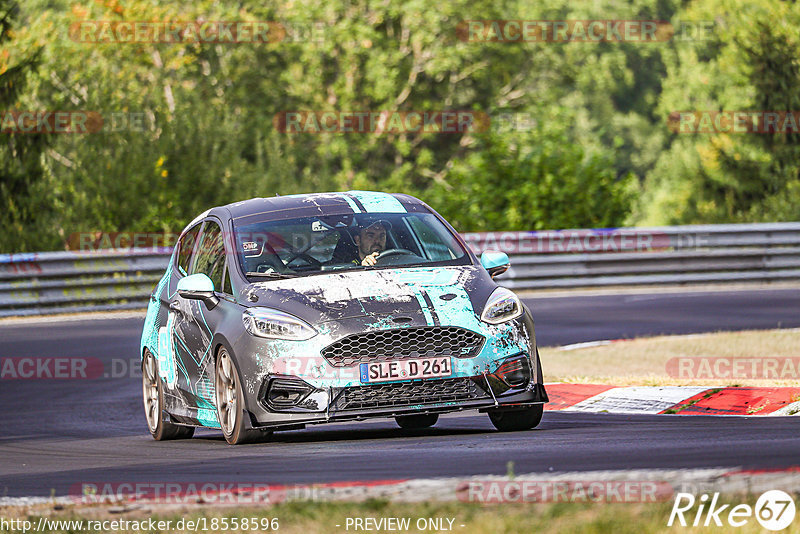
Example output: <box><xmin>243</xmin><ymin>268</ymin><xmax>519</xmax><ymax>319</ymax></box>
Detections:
<box><xmin>245</xmin><ymin>272</ymin><xmax>297</xmax><ymax>279</ymax></box>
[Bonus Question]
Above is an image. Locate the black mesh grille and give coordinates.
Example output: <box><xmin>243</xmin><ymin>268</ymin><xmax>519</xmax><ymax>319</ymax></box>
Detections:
<box><xmin>321</xmin><ymin>327</ymin><xmax>485</xmax><ymax>367</ymax></box>
<box><xmin>332</xmin><ymin>377</ymin><xmax>487</xmax><ymax>411</ymax></box>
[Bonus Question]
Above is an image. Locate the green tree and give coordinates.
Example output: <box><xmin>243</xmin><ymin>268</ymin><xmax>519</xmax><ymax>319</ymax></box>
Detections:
<box><xmin>0</xmin><ymin>0</ymin><xmax>54</xmax><ymax>252</ymax></box>
<box><xmin>634</xmin><ymin>0</ymin><xmax>800</xmax><ymax>224</ymax></box>
<box><xmin>7</xmin><ymin>0</ymin><xmax>724</xmax><ymax>252</ymax></box>
<box><xmin>427</xmin><ymin>106</ymin><xmax>634</xmax><ymax>232</ymax></box>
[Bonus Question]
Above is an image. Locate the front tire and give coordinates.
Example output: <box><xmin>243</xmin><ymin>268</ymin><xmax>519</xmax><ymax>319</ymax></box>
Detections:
<box><xmin>215</xmin><ymin>348</ymin><xmax>265</xmax><ymax>445</ymax></box>
<box><xmin>395</xmin><ymin>413</ymin><xmax>439</xmax><ymax>429</ymax></box>
<box><xmin>142</xmin><ymin>349</ymin><xmax>194</xmax><ymax>441</ymax></box>
<box><xmin>488</xmin><ymin>404</ymin><xmax>543</xmax><ymax>432</ymax></box>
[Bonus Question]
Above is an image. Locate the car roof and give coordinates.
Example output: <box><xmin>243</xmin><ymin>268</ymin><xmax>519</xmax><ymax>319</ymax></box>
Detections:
<box><xmin>209</xmin><ymin>191</ymin><xmax>429</xmax><ymax>225</ymax></box>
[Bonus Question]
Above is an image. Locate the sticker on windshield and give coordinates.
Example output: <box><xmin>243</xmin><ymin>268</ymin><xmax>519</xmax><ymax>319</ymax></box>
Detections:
<box><xmin>242</xmin><ymin>241</ymin><xmax>262</xmax><ymax>256</ymax></box>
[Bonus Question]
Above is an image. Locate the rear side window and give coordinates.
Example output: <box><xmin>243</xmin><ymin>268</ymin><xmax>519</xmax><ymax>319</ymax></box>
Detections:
<box><xmin>176</xmin><ymin>224</ymin><xmax>202</xmax><ymax>276</ymax></box>
<box><xmin>191</xmin><ymin>221</ymin><xmax>226</xmax><ymax>291</ymax></box>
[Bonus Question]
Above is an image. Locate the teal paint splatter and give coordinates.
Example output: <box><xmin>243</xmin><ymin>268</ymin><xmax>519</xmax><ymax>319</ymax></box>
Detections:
<box><xmin>196</xmin><ymin>408</ymin><xmax>220</xmax><ymax>428</ymax></box>
<box><xmin>140</xmin><ymin>255</ymin><xmax>174</xmax><ymax>359</ymax></box>
<box><xmin>347</xmin><ymin>191</ymin><xmax>406</xmax><ymax>213</ymax></box>
<box><xmin>338</xmin><ymin>193</ymin><xmax>362</xmax><ymax>213</ymax></box>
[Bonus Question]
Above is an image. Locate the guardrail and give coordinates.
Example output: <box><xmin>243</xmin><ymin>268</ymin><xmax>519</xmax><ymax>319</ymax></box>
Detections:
<box><xmin>1</xmin><ymin>222</ymin><xmax>799</xmax><ymax>317</ymax></box>
<box><xmin>462</xmin><ymin>222</ymin><xmax>800</xmax><ymax>290</ymax></box>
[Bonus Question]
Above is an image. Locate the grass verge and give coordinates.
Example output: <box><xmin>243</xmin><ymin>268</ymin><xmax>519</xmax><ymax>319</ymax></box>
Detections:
<box><xmin>539</xmin><ymin>328</ymin><xmax>800</xmax><ymax>387</ymax></box>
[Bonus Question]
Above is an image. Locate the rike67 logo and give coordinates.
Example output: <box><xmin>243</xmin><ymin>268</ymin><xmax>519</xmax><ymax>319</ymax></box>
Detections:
<box><xmin>668</xmin><ymin>490</ymin><xmax>796</xmax><ymax>531</ymax></box>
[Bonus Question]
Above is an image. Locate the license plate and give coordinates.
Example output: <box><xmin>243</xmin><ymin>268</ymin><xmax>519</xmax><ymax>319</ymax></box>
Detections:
<box><xmin>360</xmin><ymin>356</ymin><xmax>452</xmax><ymax>383</ymax></box>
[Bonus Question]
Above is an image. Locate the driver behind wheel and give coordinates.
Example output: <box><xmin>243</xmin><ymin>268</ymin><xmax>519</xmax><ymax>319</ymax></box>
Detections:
<box><xmin>353</xmin><ymin>220</ymin><xmax>391</xmax><ymax>266</ymax></box>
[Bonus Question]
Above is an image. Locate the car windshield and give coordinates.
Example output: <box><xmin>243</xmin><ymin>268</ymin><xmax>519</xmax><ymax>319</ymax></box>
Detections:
<box><xmin>234</xmin><ymin>211</ymin><xmax>470</xmax><ymax>280</ymax></box>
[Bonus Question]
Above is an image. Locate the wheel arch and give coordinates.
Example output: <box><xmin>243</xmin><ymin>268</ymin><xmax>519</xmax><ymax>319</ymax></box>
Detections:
<box><xmin>211</xmin><ymin>333</ymin><xmax>259</xmax><ymax>430</ymax></box>
<box><xmin>212</xmin><ymin>333</ymin><xmax>236</xmax><ymax>366</ymax></box>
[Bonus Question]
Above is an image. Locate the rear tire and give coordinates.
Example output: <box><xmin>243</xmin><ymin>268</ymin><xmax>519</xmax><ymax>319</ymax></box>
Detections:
<box><xmin>142</xmin><ymin>349</ymin><xmax>195</xmax><ymax>441</ymax></box>
<box><xmin>488</xmin><ymin>405</ymin><xmax>543</xmax><ymax>432</ymax></box>
<box><xmin>395</xmin><ymin>413</ymin><xmax>439</xmax><ymax>429</ymax></box>
<box><xmin>215</xmin><ymin>348</ymin><xmax>267</xmax><ymax>445</ymax></box>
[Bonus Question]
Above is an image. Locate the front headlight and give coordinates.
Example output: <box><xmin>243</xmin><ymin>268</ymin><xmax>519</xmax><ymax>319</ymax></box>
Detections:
<box><xmin>242</xmin><ymin>308</ymin><xmax>317</xmax><ymax>340</ymax></box>
<box><xmin>481</xmin><ymin>287</ymin><xmax>523</xmax><ymax>324</ymax></box>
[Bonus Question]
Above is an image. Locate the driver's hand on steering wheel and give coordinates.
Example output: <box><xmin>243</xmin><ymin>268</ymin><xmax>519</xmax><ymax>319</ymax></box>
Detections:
<box><xmin>361</xmin><ymin>251</ymin><xmax>380</xmax><ymax>266</ymax></box>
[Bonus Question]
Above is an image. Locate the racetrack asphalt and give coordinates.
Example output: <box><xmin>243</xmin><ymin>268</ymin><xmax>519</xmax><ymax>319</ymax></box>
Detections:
<box><xmin>1</xmin><ymin>288</ymin><xmax>798</xmax><ymax>497</ymax></box>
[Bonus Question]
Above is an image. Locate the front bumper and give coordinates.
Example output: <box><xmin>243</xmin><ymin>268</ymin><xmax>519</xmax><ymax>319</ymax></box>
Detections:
<box><xmin>232</xmin><ymin>313</ymin><xmax>548</xmax><ymax>430</ymax></box>
<box><xmin>246</xmin><ymin>351</ymin><xmax>548</xmax><ymax>430</ymax></box>
<box><xmin>249</xmin><ymin>381</ymin><xmax>548</xmax><ymax>430</ymax></box>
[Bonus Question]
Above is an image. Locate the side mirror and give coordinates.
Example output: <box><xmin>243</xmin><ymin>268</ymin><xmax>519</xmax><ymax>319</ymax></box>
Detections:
<box><xmin>177</xmin><ymin>273</ymin><xmax>219</xmax><ymax>310</ymax></box>
<box><xmin>481</xmin><ymin>250</ymin><xmax>510</xmax><ymax>279</ymax></box>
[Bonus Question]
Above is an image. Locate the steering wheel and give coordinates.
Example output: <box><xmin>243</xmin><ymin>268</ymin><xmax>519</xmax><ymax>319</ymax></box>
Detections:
<box><xmin>375</xmin><ymin>248</ymin><xmax>415</xmax><ymax>262</ymax></box>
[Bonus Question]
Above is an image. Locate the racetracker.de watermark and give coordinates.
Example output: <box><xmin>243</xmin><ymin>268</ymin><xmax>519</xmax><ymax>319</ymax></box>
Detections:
<box><xmin>666</xmin><ymin>357</ymin><xmax>800</xmax><ymax>380</ymax></box>
<box><xmin>461</xmin><ymin>229</ymin><xmax>710</xmax><ymax>255</ymax></box>
<box><xmin>69</xmin><ymin>20</ymin><xmax>326</xmax><ymax>43</ymax></box>
<box><xmin>273</xmin><ymin>111</ymin><xmax>491</xmax><ymax>134</ymax></box>
<box><xmin>457</xmin><ymin>20</ymin><xmax>716</xmax><ymax>42</ymax></box>
<box><xmin>273</xmin><ymin>356</ymin><xmax>358</xmax><ymax>380</ymax></box>
<box><xmin>273</xmin><ymin>111</ymin><xmax>546</xmax><ymax>134</ymax></box>
<box><xmin>0</xmin><ymin>357</ymin><xmax>141</xmax><ymax>380</ymax></box>
<box><xmin>71</xmin><ymin>481</ymin><xmax>404</xmax><ymax>505</ymax></box>
<box><xmin>66</xmin><ymin>229</ymin><xmax>707</xmax><ymax>257</ymax></box>
<box><xmin>66</xmin><ymin>230</ymin><xmax>311</xmax><ymax>257</ymax></box>
<box><xmin>67</xmin><ymin>232</ymin><xmax>180</xmax><ymax>252</ymax></box>
<box><xmin>1</xmin><ymin>111</ymin><xmax>154</xmax><ymax>134</ymax></box>
<box><xmin>0</xmin><ymin>111</ymin><xmax>102</xmax><ymax>134</ymax></box>
<box><xmin>457</xmin><ymin>480</ymin><xmax>674</xmax><ymax>503</ymax></box>
<box><xmin>669</xmin><ymin>111</ymin><xmax>800</xmax><ymax>134</ymax></box>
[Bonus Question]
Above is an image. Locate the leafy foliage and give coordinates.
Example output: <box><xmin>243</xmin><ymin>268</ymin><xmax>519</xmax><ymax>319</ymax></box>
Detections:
<box><xmin>0</xmin><ymin>0</ymin><xmax>52</xmax><ymax>251</ymax></box>
<box><xmin>635</xmin><ymin>0</ymin><xmax>800</xmax><ymax>224</ymax></box>
<box><xmin>0</xmin><ymin>0</ymin><xmax>797</xmax><ymax>252</ymax></box>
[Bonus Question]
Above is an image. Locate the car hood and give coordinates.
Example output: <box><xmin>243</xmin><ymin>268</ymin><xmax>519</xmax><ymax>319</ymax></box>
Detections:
<box><xmin>242</xmin><ymin>265</ymin><xmax>496</xmax><ymax>328</ymax></box>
